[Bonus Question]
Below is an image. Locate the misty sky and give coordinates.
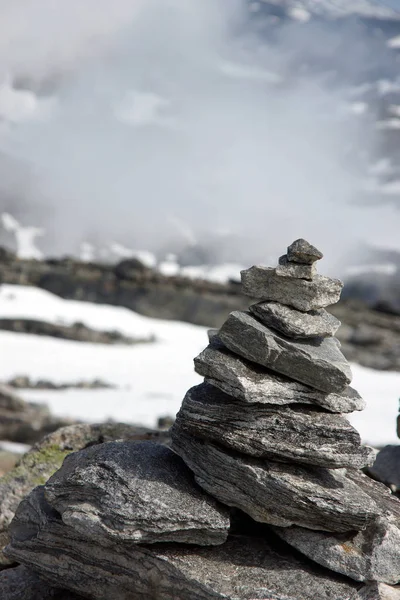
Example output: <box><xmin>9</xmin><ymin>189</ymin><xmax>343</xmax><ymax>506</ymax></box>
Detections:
<box><xmin>0</xmin><ymin>0</ymin><xmax>399</xmax><ymax>270</ymax></box>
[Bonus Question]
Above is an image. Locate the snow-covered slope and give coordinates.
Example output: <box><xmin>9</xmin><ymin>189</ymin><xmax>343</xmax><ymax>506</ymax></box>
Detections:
<box><xmin>0</xmin><ymin>284</ymin><xmax>399</xmax><ymax>446</ymax></box>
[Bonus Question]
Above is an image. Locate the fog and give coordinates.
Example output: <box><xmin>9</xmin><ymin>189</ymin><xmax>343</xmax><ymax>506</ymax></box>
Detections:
<box><xmin>0</xmin><ymin>0</ymin><xmax>398</xmax><ymax>271</ymax></box>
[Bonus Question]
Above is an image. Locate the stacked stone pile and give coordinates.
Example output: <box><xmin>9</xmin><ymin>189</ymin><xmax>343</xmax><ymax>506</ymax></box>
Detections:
<box><xmin>2</xmin><ymin>240</ymin><xmax>400</xmax><ymax>599</ymax></box>
<box><xmin>172</xmin><ymin>239</ymin><xmax>400</xmax><ymax>585</ymax></box>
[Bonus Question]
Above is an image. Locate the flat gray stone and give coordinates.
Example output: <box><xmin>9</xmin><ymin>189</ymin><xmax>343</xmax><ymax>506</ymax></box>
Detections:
<box><xmin>273</xmin><ymin>472</ymin><xmax>400</xmax><ymax>584</ymax></box>
<box><xmin>219</xmin><ymin>311</ymin><xmax>352</xmax><ymax>393</ymax></box>
<box><xmin>359</xmin><ymin>583</ymin><xmax>400</xmax><ymax>600</ymax></box>
<box><xmin>195</xmin><ymin>337</ymin><xmax>365</xmax><ymax>413</ymax></box>
<box><xmin>276</xmin><ymin>255</ymin><xmax>316</xmax><ymax>280</ymax></box>
<box><xmin>44</xmin><ymin>441</ymin><xmax>229</xmax><ymax>546</ymax></box>
<box><xmin>249</xmin><ymin>301</ymin><xmax>341</xmax><ymax>339</ymax></box>
<box><xmin>172</xmin><ymin>432</ymin><xmax>379</xmax><ymax>532</ymax></box>
<box><xmin>287</xmin><ymin>239</ymin><xmax>323</xmax><ymax>264</ymax></box>
<box><xmin>241</xmin><ymin>266</ymin><xmax>342</xmax><ymax>311</ymax></box>
<box><xmin>172</xmin><ymin>383</ymin><xmax>374</xmax><ymax>469</ymax></box>
<box><xmin>0</xmin><ymin>422</ymin><xmax>171</xmax><ymax>567</ymax></box>
<box><xmin>5</xmin><ymin>487</ymin><xmax>366</xmax><ymax>600</ymax></box>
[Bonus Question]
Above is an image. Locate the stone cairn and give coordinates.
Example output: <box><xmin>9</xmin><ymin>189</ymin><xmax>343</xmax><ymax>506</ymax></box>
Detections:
<box><xmin>3</xmin><ymin>239</ymin><xmax>400</xmax><ymax>600</ymax></box>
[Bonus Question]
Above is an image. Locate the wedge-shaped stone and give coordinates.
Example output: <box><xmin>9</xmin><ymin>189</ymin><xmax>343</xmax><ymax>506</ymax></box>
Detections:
<box><xmin>195</xmin><ymin>337</ymin><xmax>364</xmax><ymax>413</ymax></box>
<box><xmin>366</xmin><ymin>445</ymin><xmax>400</xmax><ymax>494</ymax></box>
<box><xmin>173</xmin><ymin>383</ymin><xmax>373</xmax><ymax>469</ymax></box>
<box><xmin>249</xmin><ymin>302</ymin><xmax>341</xmax><ymax>339</ymax></box>
<box><xmin>4</xmin><ymin>486</ymin><xmax>367</xmax><ymax>600</ymax></box>
<box><xmin>241</xmin><ymin>266</ymin><xmax>342</xmax><ymax>311</ymax></box>
<box><xmin>219</xmin><ymin>311</ymin><xmax>351</xmax><ymax>393</ymax></box>
<box><xmin>276</xmin><ymin>256</ymin><xmax>316</xmax><ymax>280</ymax></box>
<box><xmin>287</xmin><ymin>239</ymin><xmax>323</xmax><ymax>264</ymax></box>
<box><xmin>273</xmin><ymin>472</ymin><xmax>400</xmax><ymax>584</ymax></box>
<box><xmin>172</xmin><ymin>432</ymin><xmax>379</xmax><ymax>532</ymax></box>
<box><xmin>44</xmin><ymin>441</ymin><xmax>229</xmax><ymax>546</ymax></box>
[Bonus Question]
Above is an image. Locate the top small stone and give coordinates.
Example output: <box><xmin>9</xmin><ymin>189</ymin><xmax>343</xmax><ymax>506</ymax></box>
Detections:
<box><xmin>287</xmin><ymin>239</ymin><xmax>323</xmax><ymax>264</ymax></box>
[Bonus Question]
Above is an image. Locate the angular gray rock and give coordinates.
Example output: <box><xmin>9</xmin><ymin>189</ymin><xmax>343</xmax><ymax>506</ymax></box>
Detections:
<box><xmin>44</xmin><ymin>441</ymin><xmax>229</xmax><ymax>545</ymax></box>
<box><xmin>219</xmin><ymin>311</ymin><xmax>352</xmax><ymax>393</ymax></box>
<box><xmin>0</xmin><ymin>565</ymin><xmax>83</xmax><ymax>600</ymax></box>
<box><xmin>172</xmin><ymin>383</ymin><xmax>373</xmax><ymax>469</ymax></box>
<box><xmin>272</xmin><ymin>472</ymin><xmax>400</xmax><ymax>584</ymax></box>
<box><xmin>249</xmin><ymin>301</ymin><xmax>341</xmax><ymax>339</ymax></box>
<box><xmin>5</xmin><ymin>487</ymin><xmax>365</xmax><ymax>600</ymax></box>
<box><xmin>241</xmin><ymin>266</ymin><xmax>342</xmax><ymax>311</ymax></box>
<box><xmin>276</xmin><ymin>255</ymin><xmax>316</xmax><ymax>280</ymax></box>
<box><xmin>287</xmin><ymin>239</ymin><xmax>323</xmax><ymax>264</ymax></box>
<box><xmin>367</xmin><ymin>445</ymin><xmax>400</xmax><ymax>494</ymax></box>
<box><xmin>171</xmin><ymin>432</ymin><xmax>379</xmax><ymax>532</ymax></box>
<box><xmin>0</xmin><ymin>422</ymin><xmax>171</xmax><ymax>567</ymax></box>
<box><xmin>194</xmin><ymin>337</ymin><xmax>364</xmax><ymax>413</ymax></box>
<box><xmin>359</xmin><ymin>583</ymin><xmax>400</xmax><ymax>599</ymax></box>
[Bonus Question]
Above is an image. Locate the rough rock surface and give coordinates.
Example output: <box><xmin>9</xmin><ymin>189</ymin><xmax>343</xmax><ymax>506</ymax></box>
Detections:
<box><xmin>249</xmin><ymin>301</ymin><xmax>341</xmax><ymax>339</ymax></box>
<box><xmin>0</xmin><ymin>422</ymin><xmax>170</xmax><ymax>567</ymax></box>
<box><xmin>359</xmin><ymin>583</ymin><xmax>400</xmax><ymax>599</ymax></box>
<box><xmin>241</xmin><ymin>266</ymin><xmax>342</xmax><ymax>311</ymax></box>
<box><xmin>218</xmin><ymin>311</ymin><xmax>352</xmax><ymax>393</ymax></box>
<box><xmin>0</xmin><ymin>565</ymin><xmax>84</xmax><ymax>600</ymax></box>
<box><xmin>5</xmin><ymin>487</ymin><xmax>365</xmax><ymax>600</ymax></box>
<box><xmin>172</xmin><ymin>432</ymin><xmax>379</xmax><ymax>532</ymax></box>
<box><xmin>287</xmin><ymin>239</ymin><xmax>323</xmax><ymax>264</ymax></box>
<box><xmin>276</xmin><ymin>255</ymin><xmax>316</xmax><ymax>280</ymax></box>
<box><xmin>194</xmin><ymin>337</ymin><xmax>364</xmax><ymax>413</ymax></box>
<box><xmin>273</xmin><ymin>472</ymin><xmax>400</xmax><ymax>584</ymax></box>
<box><xmin>367</xmin><ymin>446</ymin><xmax>400</xmax><ymax>494</ymax></box>
<box><xmin>173</xmin><ymin>383</ymin><xmax>373</xmax><ymax>468</ymax></box>
<box><xmin>45</xmin><ymin>441</ymin><xmax>229</xmax><ymax>545</ymax></box>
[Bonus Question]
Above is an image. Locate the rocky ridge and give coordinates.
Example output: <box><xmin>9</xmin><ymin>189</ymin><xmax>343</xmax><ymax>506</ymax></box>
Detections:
<box><xmin>2</xmin><ymin>240</ymin><xmax>400</xmax><ymax>599</ymax></box>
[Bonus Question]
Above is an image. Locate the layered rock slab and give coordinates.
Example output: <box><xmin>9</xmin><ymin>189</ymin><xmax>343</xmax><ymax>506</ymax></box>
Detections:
<box><xmin>194</xmin><ymin>337</ymin><xmax>364</xmax><ymax>413</ymax></box>
<box><xmin>173</xmin><ymin>382</ymin><xmax>372</xmax><ymax>468</ymax></box>
<box><xmin>241</xmin><ymin>266</ymin><xmax>342</xmax><ymax>311</ymax></box>
<box><xmin>0</xmin><ymin>422</ymin><xmax>171</xmax><ymax>567</ymax></box>
<box><xmin>171</xmin><ymin>432</ymin><xmax>379</xmax><ymax>532</ymax></box>
<box><xmin>219</xmin><ymin>310</ymin><xmax>351</xmax><ymax>393</ymax></box>
<box><xmin>249</xmin><ymin>301</ymin><xmax>341</xmax><ymax>339</ymax></box>
<box><xmin>276</xmin><ymin>256</ymin><xmax>316</xmax><ymax>280</ymax></box>
<box><xmin>272</xmin><ymin>472</ymin><xmax>400</xmax><ymax>584</ymax></box>
<box><xmin>0</xmin><ymin>565</ymin><xmax>84</xmax><ymax>600</ymax></box>
<box><xmin>5</xmin><ymin>487</ymin><xmax>365</xmax><ymax>600</ymax></box>
<box><xmin>44</xmin><ymin>441</ymin><xmax>229</xmax><ymax>545</ymax></box>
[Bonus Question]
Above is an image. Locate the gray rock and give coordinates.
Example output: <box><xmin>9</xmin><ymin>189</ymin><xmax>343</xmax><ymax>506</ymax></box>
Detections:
<box><xmin>0</xmin><ymin>422</ymin><xmax>170</xmax><ymax>567</ymax></box>
<box><xmin>287</xmin><ymin>239</ymin><xmax>323</xmax><ymax>264</ymax></box>
<box><xmin>241</xmin><ymin>266</ymin><xmax>342</xmax><ymax>311</ymax></box>
<box><xmin>172</xmin><ymin>383</ymin><xmax>373</xmax><ymax>469</ymax></box>
<box><xmin>249</xmin><ymin>301</ymin><xmax>341</xmax><ymax>339</ymax></box>
<box><xmin>5</xmin><ymin>487</ymin><xmax>364</xmax><ymax>600</ymax></box>
<box><xmin>172</xmin><ymin>432</ymin><xmax>379</xmax><ymax>532</ymax></box>
<box><xmin>0</xmin><ymin>565</ymin><xmax>83</xmax><ymax>599</ymax></box>
<box><xmin>366</xmin><ymin>445</ymin><xmax>400</xmax><ymax>494</ymax></box>
<box><xmin>195</xmin><ymin>337</ymin><xmax>364</xmax><ymax>413</ymax></box>
<box><xmin>276</xmin><ymin>255</ymin><xmax>316</xmax><ymax>280</ymax></box>
<box><xmin>44</xmin><ymin>441</ymin><xmax>229</xmax><ymax>546</ymax></box>
<box><xmin>272</xmin><ymin>472</ymin><xmax>400</xmax><ymax>584</ymax></box>
<box><xmin>219</xmin><ymin>311</ymin><xmax>352</xmax><ymax>393</ymax></box>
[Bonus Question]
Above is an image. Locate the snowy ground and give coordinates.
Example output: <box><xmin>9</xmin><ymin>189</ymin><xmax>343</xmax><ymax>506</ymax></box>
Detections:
<box><xmin>0</xmin><ymin>284</ymin><xmax>399</xmax><ymax>447</ymax></box>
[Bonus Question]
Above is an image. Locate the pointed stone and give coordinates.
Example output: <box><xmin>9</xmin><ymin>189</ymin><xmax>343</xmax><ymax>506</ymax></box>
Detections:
<box><xmin>171</xmin><ymin>432</ymin><xmax>379</xmax><ymax>532</ymax></box>
<box><xmin>44</xmin><ymin>441</ymin><xmax>230</xmax><ymax>546</ymax></box>
<box><xmin>276</xmin><ymin>255</ymin><xmax>316</xmax><ymax>280</ymax></box>
<box><xmin>5</xmin><ymin>487</ymin><xmax>364</xmax><ymax>600</ymax></box>
<box><xmin>241</xmin><ymin>266</ymin><xmax>342</xmax><ymax>311</ymax></box>
<box><xmin>218</xmin><ymin>311</ymin><xmax>352</xmax><ymax>393</ymax></box>
<box><xmin>194</xmin><ymin>337</ymin><xmax>364</xmax><ymax>413</ymax></box>
<box><xmin>172</xmin><ymin>383</ymin><xmax>374</xmax><ymax>469</ymax></box>
<box><xmin>287</xmin><ymin>239</ymin><xmax>323</xmax><ymax>264</ymax></box>
<box><xmin>249</xmin><ymin>301</ymin><xmax>341</xmax><ymax>339</ymax></box>
<box><xmin>272</xmin><ymin>473</ymin><xmax>400</xmax><ymax>584</ymax></box>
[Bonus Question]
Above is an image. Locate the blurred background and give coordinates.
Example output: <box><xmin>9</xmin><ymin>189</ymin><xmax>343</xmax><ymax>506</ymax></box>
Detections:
<box><xmin>1</xmin><ymin>0</ymin><xmax>400</xmax><ymax>472</ymax></box>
